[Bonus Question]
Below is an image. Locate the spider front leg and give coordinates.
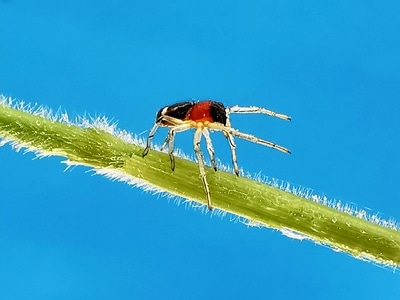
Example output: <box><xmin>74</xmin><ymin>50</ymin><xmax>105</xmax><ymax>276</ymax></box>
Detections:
<box><xmin>161</xmin><ymin>123</ymin><xmax>193</xmax><ymax>171</ymax></box>
<box><xmin>160</xmin><ymin>132</ymin><xmax>170</xmax><ymax>151</ymax></box>
<box><xmin>193</xmin><ymin>128</ymin><xmax>212</xmax><ymax>210</ymax></box>
<box><xmin>142</xmin><ymin>123</ymin><xmax>160</xmax><ymax>157</ymax></box>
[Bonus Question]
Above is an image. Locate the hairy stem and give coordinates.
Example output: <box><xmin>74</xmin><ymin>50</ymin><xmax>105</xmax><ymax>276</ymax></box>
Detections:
<box><xmin>1</xmin><ymin>96</ymin><xmax>400</xmax><ymax>268</ymax></box>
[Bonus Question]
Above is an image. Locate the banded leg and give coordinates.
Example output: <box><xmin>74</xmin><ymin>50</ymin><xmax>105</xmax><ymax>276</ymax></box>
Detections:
<box><xmin>227</xmin><ymin>105</ymin><xmax>291</xmax><ymax>121</ymax></box>
<box><xmin>202</xmin><ymin>128</ymin><xmax>217</xmax><ymax>171</ymax></box>
<box><xmin>193</xmin><ymin>128</ymin><xmax>212</xmax><ymax>210</ymax></box>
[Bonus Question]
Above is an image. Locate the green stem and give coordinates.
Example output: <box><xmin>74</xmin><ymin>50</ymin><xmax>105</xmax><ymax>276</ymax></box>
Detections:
<box><xmin>1</xmin><ymin>96</ymin><xmax>400</xmax><ymax>268</ymax></box>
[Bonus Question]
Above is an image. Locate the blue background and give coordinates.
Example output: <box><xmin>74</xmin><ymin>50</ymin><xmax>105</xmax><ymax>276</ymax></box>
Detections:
<box><xmin>1</xmin><ymin>1</ymin><xmax>400</xmax><ymax>299</ymax></box>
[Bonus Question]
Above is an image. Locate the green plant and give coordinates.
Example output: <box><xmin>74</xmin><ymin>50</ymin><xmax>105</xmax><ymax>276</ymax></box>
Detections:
<box><xmin>1</xmin><ymin>95</ymin><xmax>399</xmax><ymax>268</ymax></box>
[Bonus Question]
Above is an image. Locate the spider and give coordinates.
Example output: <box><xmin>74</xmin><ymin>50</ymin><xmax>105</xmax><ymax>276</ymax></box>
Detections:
<box><xmin>142</xmin><ymin>100</ymin><xmax>291</xmax><ymax>210</ymax></box>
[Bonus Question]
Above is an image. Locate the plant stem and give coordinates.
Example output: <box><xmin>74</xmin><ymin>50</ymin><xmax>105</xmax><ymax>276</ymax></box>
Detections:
<box><xmin>1</xmin><ymin>97</ymin><xmax>400</xmax><ymax>268</ymax></box>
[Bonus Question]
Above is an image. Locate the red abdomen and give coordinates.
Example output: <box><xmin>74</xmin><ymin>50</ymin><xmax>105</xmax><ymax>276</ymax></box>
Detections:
<box><xmin>187</xmin><ymin>101</ymin><xmax>215</xmax><ymax>123</ymax></box>
<box><xmin>186</xmin><ymin>100</ymin><xmax>227</xmax><ymax>124</ymax></box>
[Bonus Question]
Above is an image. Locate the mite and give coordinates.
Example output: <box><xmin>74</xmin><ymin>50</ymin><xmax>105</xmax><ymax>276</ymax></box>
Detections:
<box><xmin>142</xmin><ymin>100</ymin><xmax>291</xmax><ymax>210</ymax></box>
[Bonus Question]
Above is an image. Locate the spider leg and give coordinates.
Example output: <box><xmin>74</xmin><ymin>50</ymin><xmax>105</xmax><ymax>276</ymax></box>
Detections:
<box><xmin>193</xmin><ymin>127</ymin><xmax>212</xmax><ymax>210</ymax></box>
<box><xmin>225</xmin><ymin>110</ymin><xmax>232</xmax><ymax>128</ymax></box>
<box><xmin>202</xmin><ymin>128</ymin><xmax>217</xmax><ymax>171</ymax></box>
<box><xmin>163</xmin><ymin>123</ymin><xmax>192</xmax><ymax>170</ymax></box>
<box><xmin>142</xmin><ymin>123</ymin><xmax>160</xmax><ymax>157</ymax></box>
<box><xmin>223</xmin><ymin>131</ymin><xmax>240</xmax><ymax>176</ymax></box>
<box><xmin>166</xmin><ymin>130</ymin><xmax>176</xmax><ymax>170</ymax></box>
<box><xmin>227</xmin><ymin>105</ymin><xmax>291</xmax><ymax>121</ymax></box>
<box><xmin>230</xmin><ymin>128</ymin><xmax>291</xmax><ymax>154</ymax></box>
<box><xmin>208</xmin><ymin>122</ymin><xmax>290</xmax><ymax>154</ymax></box>
<box><xmin>160</xmin><ymin>131</ymin><xmax>170</xmax><ymax>151</ymax></box>
<box><xmin>143</xmin><ymin>116</ymin><xmax>189</xmax><ymax>158</ymax></box>
<box><xmin>160</xmin><ymin>115</ymin><xmax>189</xmax><ymax>150</ymax></box>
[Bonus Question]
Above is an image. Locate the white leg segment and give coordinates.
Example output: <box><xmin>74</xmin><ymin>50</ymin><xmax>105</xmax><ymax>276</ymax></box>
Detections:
<box><xmin>202</xmin><ymin>128</ymin><xmax>217</xmax><ymax>171</ymax></box>
<box><xmin>193</xmin><ymin>127</ymin><xmax>212</xmax><ymax>210</ymax></box>
<box><xmin>160</xmin><ymin>131</ymin><xmax>170</xmax><ymax>151</ymax></box>
<box><xmin>227</xmin><ymin>105</ymin><xmax>291</xmax><ymax>121</ymax></box>
<box><xmin>208</xmin><ymin>122</ymin><xmax>290</xmax><ymax>154</ymax></box>
<box><xmin>223</xmin><ymin>131</ymin><xmax>239</xmax><ymax>176</ymax></box>
<box><xmin>167</xmin><ymin>130</ymin><xmax>176</xmax><ymax>170</ymax></box>
<box><xmin>229</xmin><ymin>128</ymin><xmax>291</xmax><ymax>154</ymax></box>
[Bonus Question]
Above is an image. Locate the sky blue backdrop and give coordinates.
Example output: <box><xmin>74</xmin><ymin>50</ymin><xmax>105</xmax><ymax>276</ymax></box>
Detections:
<box><xmin>1</xmin><ymin>1</ymin><xmax>400</xmax><ymax>299</ymax></box>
